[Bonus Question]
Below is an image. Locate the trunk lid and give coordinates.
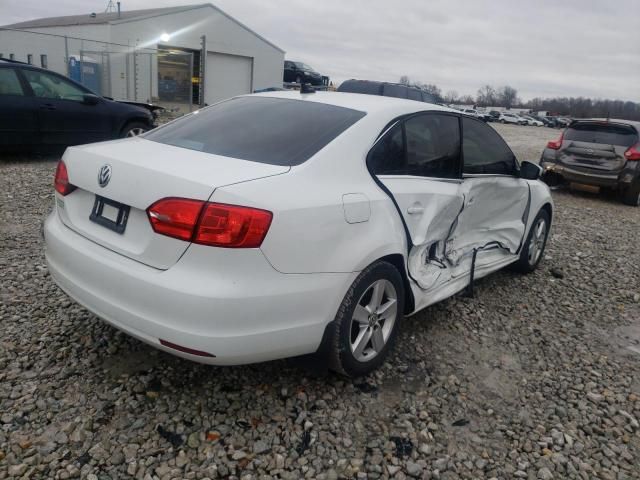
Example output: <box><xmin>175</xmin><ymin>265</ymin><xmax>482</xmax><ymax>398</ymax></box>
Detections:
<box><xmin>558</xmin><ymin>140</ymin><xmax>626</xmax><ymax>172</ymax></box>
<box><xmin>58</xmin><ymin>137</ymin><xmax>289</xmax><ymax>269</ymax></box>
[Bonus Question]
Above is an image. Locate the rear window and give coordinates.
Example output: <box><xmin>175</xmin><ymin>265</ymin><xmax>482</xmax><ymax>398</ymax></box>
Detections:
<box><xmin>565</xmin><ymin>123</ymin><xmax>638</xmax><ymax>147</ymax></box>
<box><xmin>145</xmin><ymin>97</ymin><xmax>366</xmax><ymax>166</ymax></box>
<box><xmin>338</xmin><ymin>80</ymin><xmax>382</xmax><ymax>95</ymax></box>
<box><xmin>382</xmin><ymin>84</ymin><xmax>407</xmax><ymax>99</ymax></box>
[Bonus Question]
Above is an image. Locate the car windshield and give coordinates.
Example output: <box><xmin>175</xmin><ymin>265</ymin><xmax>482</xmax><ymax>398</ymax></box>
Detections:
<box><xmin>294</xmin><ymin>62</ymin><xmax>313</xmax><ymax>70</ymax></box>
<box><xmin>564</xmin><ymin>123</ymin><xmax>638</xmax><ymax>147</ymax></box>
<box><xmin>145</xmin><ymin>96</ymin><xmax>366</xmax><ymax>166</ymax></box>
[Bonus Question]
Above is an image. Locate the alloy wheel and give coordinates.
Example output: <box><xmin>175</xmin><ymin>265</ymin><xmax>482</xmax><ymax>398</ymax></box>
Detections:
<box><xmin>126</xmin><ymin>127</ymin><xmax>146</xmax><ymax>137</ymax></box>
<box><xmin>528</xmin><ymin>218</ymin><xmax>547</xmax><ymax>266</ymax></box>
<box><xmin>349</xmin><ymin>279</ymin><xmax>398</xmax><ymax>362</ymax></box>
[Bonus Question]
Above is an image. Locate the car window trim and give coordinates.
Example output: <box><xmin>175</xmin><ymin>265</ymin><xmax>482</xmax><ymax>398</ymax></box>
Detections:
<box><xmin>460</xmin><ymin>115</ymin><xmax>520</xmax><ymax>176</ymax></box>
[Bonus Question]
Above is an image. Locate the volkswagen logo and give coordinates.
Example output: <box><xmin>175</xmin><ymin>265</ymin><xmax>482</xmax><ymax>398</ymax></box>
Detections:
<box><xmin>98</xmin><ymin>164</ymin><xmax>112</xmax><ymax>188</ymax></box>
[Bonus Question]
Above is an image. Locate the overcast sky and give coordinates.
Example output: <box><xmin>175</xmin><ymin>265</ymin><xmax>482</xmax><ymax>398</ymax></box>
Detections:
<box><xmin>2</xmin><ymin>0</ymin><xmax>639</xmax><ymax>102</ymax></box>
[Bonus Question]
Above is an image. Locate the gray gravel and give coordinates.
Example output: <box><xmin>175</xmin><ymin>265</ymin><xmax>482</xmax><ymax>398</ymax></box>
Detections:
<box><xmin>1</xmin><ymin>126</ymin><xmax>640</xmax><ymax>479</ymax></box>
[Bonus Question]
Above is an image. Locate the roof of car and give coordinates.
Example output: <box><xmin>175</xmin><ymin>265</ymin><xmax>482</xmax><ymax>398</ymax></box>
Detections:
<box><xmin>250</xmin><ymin>90</ymin><xmax>455</xmax><ymax>116</ymax></box>
<box><xmin>573</xmin><ymin>118</ymin><xmax>640</xmax><ymax>129</ymax></box>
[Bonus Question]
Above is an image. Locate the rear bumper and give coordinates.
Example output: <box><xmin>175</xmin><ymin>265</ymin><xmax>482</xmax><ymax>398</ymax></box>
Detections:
<box><xmin>541</xmin><ymin>161</ymin><xmax>637</xmax><ymax>189</ymax></box>
<box><xmin>44</xmin><ymin>211</ymin><xmax>355</xmax><ymax>365</ymax></box>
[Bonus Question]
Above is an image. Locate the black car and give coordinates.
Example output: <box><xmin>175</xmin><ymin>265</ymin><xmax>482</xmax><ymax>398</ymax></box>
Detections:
<box><xmin>0</xmin><ymin>59</ymin><xmax>156</xmax><ymax>151</ymax></box>
<box><xmin>540</xmin><ymin>119</ymin><xmax>640</xmax><ymax>205</ymax></box>
<box><xmin>337</xmin><ymin>79</ymin><xmax>438</xmax><ymax>104</ymax></box>
<box><xmin>283</xmin><ymin>61</ymin><xmax>324</xmax><ymax>86</ymax></box>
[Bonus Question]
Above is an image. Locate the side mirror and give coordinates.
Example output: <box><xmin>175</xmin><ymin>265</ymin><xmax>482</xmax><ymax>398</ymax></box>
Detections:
<box><xmin>82</xmin><ymin>93</ymin><xmax>100</xmax><ymax>105</ymax></box>
<box><xmin>519</xmin><ymin>160</ymin><xmax>542</xmax><ymax>180</ymax></box>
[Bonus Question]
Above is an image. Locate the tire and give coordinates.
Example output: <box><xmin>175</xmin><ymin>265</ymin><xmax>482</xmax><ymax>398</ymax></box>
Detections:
<box><xmin>120</xmin><ymin>122</ymin><xmax>149</xmax><ymax>138</ymax></box>
<box><xmin>326</xmin><ymin>261</ymin><xmax>405</xmax><ymax>377</ymax></box>
<box><xmin>622</xmin><ymin>182</ymin><xmax>640</xmax><ymax>207</ymax></box>
<box><xmin>501</xmin><ymin>119</ymin><xmax>506</xmax><ymax>124</ymax></box>
<box><xmin>512</xmin><ymin>209</ymin><xmax>550</xmax><ymax>273</ymax></box>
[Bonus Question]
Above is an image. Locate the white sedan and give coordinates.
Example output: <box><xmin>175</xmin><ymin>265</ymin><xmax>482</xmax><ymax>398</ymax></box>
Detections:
<box><xmin>45</xmin><ymin>91</ymin><xmax>553</xmax><ymax>376</ymax></box>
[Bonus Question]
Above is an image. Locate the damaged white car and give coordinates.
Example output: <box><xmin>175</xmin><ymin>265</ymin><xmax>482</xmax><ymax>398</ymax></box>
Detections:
<box><xmin>44</xmin><ymin>91</ymin><xmax>552</xmax><ymax>377</ymax></box>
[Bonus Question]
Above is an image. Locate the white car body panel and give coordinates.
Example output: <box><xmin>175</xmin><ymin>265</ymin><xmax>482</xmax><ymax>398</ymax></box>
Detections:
<box><xmin>58</xmin><ymin>138</ymin><xmax>289</xmax><ymax>269</ymax></box>
<box><xmin>44</xmin><ymin>91</ymin><xmax>553</xmax><ymax>365</ymax></box>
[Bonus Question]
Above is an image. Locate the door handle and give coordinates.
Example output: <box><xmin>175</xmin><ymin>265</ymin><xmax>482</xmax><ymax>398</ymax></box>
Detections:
<box><xmin>407</xmin><ymin>205</ymin><xmax>424</xmax><ymax>215</ymax></box>
<box><xmin>40</xmin><ymin>103</ymin><xmax>56</xmax><ymax>110</ymax></box>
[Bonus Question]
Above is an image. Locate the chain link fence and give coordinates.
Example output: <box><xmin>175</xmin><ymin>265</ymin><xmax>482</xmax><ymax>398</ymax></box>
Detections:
<box><xmin>0</xmin><ymin>28</ymin><xmax>196</xmax><ymax>115</ymax></box>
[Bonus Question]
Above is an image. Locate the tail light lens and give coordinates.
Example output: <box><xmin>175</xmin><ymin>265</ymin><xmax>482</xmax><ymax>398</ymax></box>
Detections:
<box><xmin>54</xmin><ymin>160</ymin><xmax>77</xmax><ymax>196</ymax></box>
<box><xmin>547</xmin><ymin>132</ymin><xmax>564</xmax><ymax>150</ymax></box>
<box><xmin>147</xmin><ymin>198</ymin><xmax>272</xmax><ymax>248</ymax></box>
<box><xmin>147</xmin><ymin>198</ymin><xmax>205</xmax><ymax>241</ymax></box>
<box><xmin>624</xmin><ymin>143</ymin><xmax>640</xmax><ymax>161</ymax></box>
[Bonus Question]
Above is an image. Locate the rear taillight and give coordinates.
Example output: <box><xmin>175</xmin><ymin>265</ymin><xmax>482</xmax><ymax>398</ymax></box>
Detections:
<box><xmin>54</xmin><ymin>160</ymin><xmax>77</xmax><ymax>196</ymax></box>
<box><xmin>147</xmin><ymin>198</ymin><xmax>272</xmax><ymax>248</ymax></box>
<box><xmin>547</xmin><ymin>132</ymin><xmax>564</xmax><ymax>150</ymax></box>
<box><xmin>147</xmin><ymin>198</ymin><xmax>205</xmax><ymax>241</ymax></box>
<box><xmin>624</xmin><ymin>143</ymin><xmax>640</xmax><ymax>161</ymax></box>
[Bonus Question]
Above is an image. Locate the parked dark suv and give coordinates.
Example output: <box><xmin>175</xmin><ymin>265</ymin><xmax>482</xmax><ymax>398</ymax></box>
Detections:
<box><xmin>0</xmin><ymin>59</ymin><xmax>156</xmax><ymax>151</ymax></box>
<box><xmin>337</xmin><ymin>79</ymin><xmax>438</xmax><ymax>104</ymax></box>
<box><xmin>540</xmin><ymin>119</ymin><xmax>640</xmax><ymax>205</ymax></box>
<box><xmin>283</xmin><ymin>61</ymin><xmax>324</xmax><ymax>86</ymax></box>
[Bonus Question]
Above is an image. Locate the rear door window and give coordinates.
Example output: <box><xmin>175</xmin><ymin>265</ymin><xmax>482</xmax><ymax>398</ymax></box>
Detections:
<box><xmin>145</xmin><ymin>97</ymin><xmax>366</xmax><ymax>166</ymax></box>
<box><xmin>405</xmin><ymin>114</ymin><xmax>461</xmax><ymax>178</ymax></box>
<box><xmin>407</xmin><ymin>88</ymin><xmax>422</xmax><ymax>102</ymax></box>
<box><xmin>462</xmin><ymin>117</ymin><xmax>517</xmax><ymax>175</ymax></box>
<box><xmin>368</xmin><ymin>124</ymin><xmax>405</xmax><ymax>175</ymax></box>
<box><xmin>565</xmin><ymin>123</ymin><xmax>638</xmax><ymax>147</ymax></box>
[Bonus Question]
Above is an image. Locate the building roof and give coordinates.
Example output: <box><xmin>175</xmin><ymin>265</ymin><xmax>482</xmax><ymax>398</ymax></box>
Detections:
<box><xmin>1</xmin><ymin>3</ymin><xmax>284</xmax><ymax>53</ymax></box>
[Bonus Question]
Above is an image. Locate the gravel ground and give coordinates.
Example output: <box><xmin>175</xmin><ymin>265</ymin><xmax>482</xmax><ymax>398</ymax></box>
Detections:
<box><xmin>1</xmin><ymin>125</ymin><xmax>640</xmax><ymax>480</ymax></box>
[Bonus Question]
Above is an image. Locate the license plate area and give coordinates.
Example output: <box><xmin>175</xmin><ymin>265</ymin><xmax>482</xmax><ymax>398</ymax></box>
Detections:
<box><xmin>90</xmin><ymin>195</ymin><xmax>130</xmax><ymax>234</ymax></box>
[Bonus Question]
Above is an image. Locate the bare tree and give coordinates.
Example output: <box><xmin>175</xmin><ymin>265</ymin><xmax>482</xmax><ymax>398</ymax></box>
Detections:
<box><xmin>444</xmin><ymin>90</ymin><xmax>459</xmax><ymax>104</ymax></box>
<box><xmin>498</xmin><ymin>86</ymin><xmax>518</xmax><ymax>108</ymax></box>
<box><xmin>459</xmin><ymin>95</ymin><xmax>475</xmax><ymax>105</ymax></box>
<box><xmin>399</xmin><ymin>75</ymin><xmax>411</xmax><ymax>86</ymax></box>
<box><xmin>476</xmin><ymin>85</ymin><xmax>497</xmax><ymax>107</ymax></box>
<box><xmin>421</xmin><ymin>83</ymin><xmax>443</xmax><ymax>102</ymax></box>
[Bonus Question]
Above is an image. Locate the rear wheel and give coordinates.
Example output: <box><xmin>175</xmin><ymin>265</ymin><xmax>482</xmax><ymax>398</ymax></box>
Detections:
<box><xmin>121</xmin><ymin>122</ymin><xmax>149</xmax><ymax>138</ymax></box>
<box><xmin>326</xmin><ymin>261</ymin><xmax>404</xmax><ymax>377</ymax></box>
<box><xmin>512</xmin><ymin>209</ymin><xmax>550</xmax><ymax>273</ymax></box>
<box><xmin>622</xmin><ymin>182</ymin><xmax>640</xmax><ymax>206</ymax></box>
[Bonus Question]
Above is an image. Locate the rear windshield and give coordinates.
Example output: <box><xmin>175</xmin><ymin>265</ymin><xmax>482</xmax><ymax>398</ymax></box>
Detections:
<box><xmin>145</xmin><ymin>96</ymin><xmax>366</xmax><ymax>166</ymax></box>
<box><xmin>338</xmin><ymin>81</ymin><xmax>382</xmax><ymax>95</ymax></box>
<box><xmin>565</xmin><ymin>123</ymin><xmax>638</xmax><ymax>147</ymax></box>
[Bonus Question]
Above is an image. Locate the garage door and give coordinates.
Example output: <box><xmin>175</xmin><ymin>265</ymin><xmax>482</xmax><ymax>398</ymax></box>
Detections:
<box><xmin>205</xmin><ymin>52</ymin><xmax>253</xmax><ymax>104</ymax></box>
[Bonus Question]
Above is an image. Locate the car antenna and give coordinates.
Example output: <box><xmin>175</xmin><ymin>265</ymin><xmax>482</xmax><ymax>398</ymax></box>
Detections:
<box><xmin>300</xmin><ymin>82</ymin><xmax>315</xmax><ymax>94</ymax></box>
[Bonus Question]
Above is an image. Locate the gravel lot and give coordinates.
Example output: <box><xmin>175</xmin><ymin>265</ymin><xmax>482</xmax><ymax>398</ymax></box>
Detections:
<box><xmin>1</xmin><ymin>124</ymin><xmax>640</xmax><ymax>480</ymax></box>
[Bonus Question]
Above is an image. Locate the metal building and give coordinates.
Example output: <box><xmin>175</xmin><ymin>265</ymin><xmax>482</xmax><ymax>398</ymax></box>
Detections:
<box><xmin>0</xmin><ymin>3</ymin><xmax>285</xmax><ymax>113</ymax></box>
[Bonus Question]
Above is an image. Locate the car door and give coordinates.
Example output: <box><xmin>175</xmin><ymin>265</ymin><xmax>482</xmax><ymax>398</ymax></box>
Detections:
<box><xmin>20</xmin><ymin>68</ymin><xmax>112</xmax><ymax>146</ymax></box>
<box><xmin>369</xmin><ymin>112</ymin><xmax>466</xmax><ymax>291</ymax></box>
<box><xmin>0</xmin><ymin>67</ymin><xmax>39</xmax><ymax>147</ymax></box>
<box><xmin>453</xmin><ymin>116</ymin><xmax>530</xmax><ymax>273</ymax></box>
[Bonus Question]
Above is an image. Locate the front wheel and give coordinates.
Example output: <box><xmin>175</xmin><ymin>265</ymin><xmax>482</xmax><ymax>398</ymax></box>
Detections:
<box><xmin>501</xmin><ymin>119</ymin><xmax>506</xmax><ymax>124</ymax></box>
<box><xmin>512</xmin><ymin>209</ymin><xmax>550</xmax><ymax>273</ymax></box>
<box><xmin>326</xmin><ymin>261</ymin><xmax>405</xmax><ymax>377</ymax></box>
<box><xmin>121</xmin><ymin>122</ymin><xmax>149</xmax><ymax>138</ymax></box>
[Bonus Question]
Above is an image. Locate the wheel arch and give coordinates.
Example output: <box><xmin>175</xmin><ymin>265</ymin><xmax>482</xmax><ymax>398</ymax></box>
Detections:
<box><xmin>376</xmin><ymin>253</ymin><xmax>415</xmax><ymax>315</ymax></box>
